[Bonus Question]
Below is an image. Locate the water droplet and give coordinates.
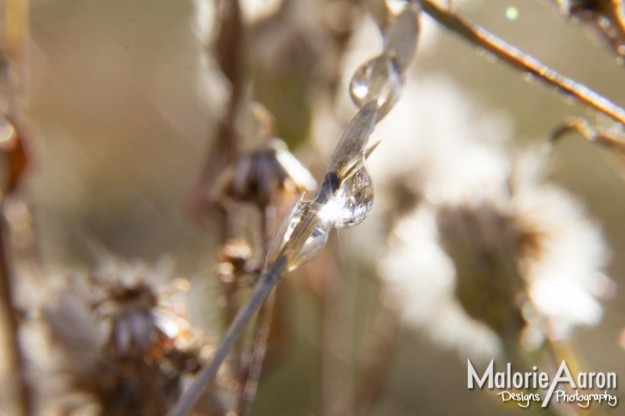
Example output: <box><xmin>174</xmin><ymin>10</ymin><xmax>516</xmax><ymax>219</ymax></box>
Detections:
<box><xmin>321</xmin><ymin>163</ymin><xmax>374</xmax><ymax>228</ymax></box>
<box><xmin>383</xmin><ymin>9</ymin><xmax>419</xmax><ymax>72</ymax></box>
<box><xmin>562</xmin><ymin>92</ymin><xmax>575</xmax><ymax>105</ymax></box>
<box><xmin>505</xmin><ymin>6</ymin><xmax>519</xmax><ymax>21</ymax></box>
<box><xmin>522</xmin><ymin>72</ymin><xmax>536</xmax><ymax>83</ymax></box>
<box><xmin>350</xmin><ymin>55</ymin><xmax>402</xmax><ymax>117</ymax></box>
<box><xmin>268</xmin><ymin>200</ymin><xmax>331</xmax><ymax>271</ymax></box>
<box><xmin>598</xmin><ymin>16</ymin><xmax>611</xmax><ymax>29</ymax></box>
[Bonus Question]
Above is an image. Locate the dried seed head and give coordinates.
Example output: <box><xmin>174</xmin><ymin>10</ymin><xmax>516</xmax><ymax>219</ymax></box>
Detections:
<box><xmin>216</xmin><ymin>138</ymin><xmax>316</xmax><ymax>208</ymax></box>
<box><xmin>42</xmin><ymin>261</ymin><xmax>209</xmax><ymax>415</ymax></box>
<box><xmin>436</xmin><ymin>200</ymin><xmax>539</xmax><ymax>338</ymax></box>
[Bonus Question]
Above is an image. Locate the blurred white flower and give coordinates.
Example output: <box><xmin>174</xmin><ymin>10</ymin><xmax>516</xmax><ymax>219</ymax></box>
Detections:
<box><xmin>364</xmin><ymin>76</ymin><xmax>611</xmax><ymax>359</ymax></box>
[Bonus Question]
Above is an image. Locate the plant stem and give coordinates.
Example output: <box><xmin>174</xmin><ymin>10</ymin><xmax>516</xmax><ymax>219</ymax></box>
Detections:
<box><xmin>420</xmin><ymin>0</ymin><xmax>625</xmax><ymax>126</ymax></box>
<box><xmin>235</xmin><ymin>206</ymin><xmax>277</xmax><ymax>415</ymax></box>
<box><xmin>0</xmin><ymin>204</ymin><xmax>32</xmax><ymax>416</ymax></box>
<box><xmin>188</xmin><ymin>0</ymin><xmax>245</xmax><ymax>227</ymax></box>
<box><xmin>236</xmin><ymin>289</ymin><xmax>276</xmax><ymax>415</ymax></box>
<box><xmin>168</xmin><ymin>256</ymin><xmax>286</xmax><ymax>416</ymax></box>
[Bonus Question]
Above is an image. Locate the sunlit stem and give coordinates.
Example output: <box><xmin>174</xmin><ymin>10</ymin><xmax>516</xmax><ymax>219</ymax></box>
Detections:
<box><xmin>550</xmin><ymin>117</ymin><xmax>625</xmax><ymax>153</ymax></box>
<box><xmin>420</xmin><ymin>0</ymin><xmax>625</xmax><ymax>127</ymax></box>
<box><xmin>168</xmin><ymin>256</ymin><xmax>286</xmax><ymax>416</ymax></box>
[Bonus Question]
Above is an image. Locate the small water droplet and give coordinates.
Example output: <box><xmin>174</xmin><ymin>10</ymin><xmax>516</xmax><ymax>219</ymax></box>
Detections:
<box><xmin>522</xmin><ymin>72</ymin><xmax>536</xmax><ymax>83</ymax></box>
<box><xmin>268</xmin><ymin>200</ymin><xmax>330</xmax><ymax>271</ymax></box>
<box><xmin>350</xmin><ymin>55</ymin><xmax>402</xmax><ymax>117</ymax></box>
<box><xmin>475</xmin><ymin>47</ymin><xmax>497</xmax><ymax>63</ymax></box>
<box><xmin>598</xmin><ymin>16</ymin><xmax>611</xmax><ymax>29</ymax></box>
<box><xmin>505</xmin><ymin>6</ymin><xmax>519</xmax><ymax>21</ymax></box>
<box><xmin>562</xmin><ymin>93</ymin><xmax>575</xmax><ymax>105</ymax></box>
<box><xmin>319</xmin><ymin>163</ymin><xmax>374</xmax><ymax>228</ymax></box>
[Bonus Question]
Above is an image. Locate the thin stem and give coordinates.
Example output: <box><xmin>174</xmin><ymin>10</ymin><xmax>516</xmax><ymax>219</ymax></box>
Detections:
<box><xmin>236</xmin><ymin>289</ymin><xmax>276</xmax><ymax>415</ymax></box>
<box><xmin>235</xmin><ymin>206</ymin><xmax>277</xmax><ymax>415</ymax></box>
<box><xmin>420</xmin><ymin>0</ymin><xmax>625</xmax><ymax>126</ymax></box>
<box><xmin>0</xmin><ymin>1</ymin><xmax>33</xmax><ymax>414</ymax></box>
<box><xmin>0</xmin><ymin>205</ymin><xmax>33</xmax><ymax>416</ymax></box>
<box><xmin>168</xmin><ymin>256</ymin><xmax>286</xmax><ymax>416</ymax></box>
<box><xmin>188</xmin><ymin>0</ymin><xmax>245</xmax><ymax>227</ymax></box>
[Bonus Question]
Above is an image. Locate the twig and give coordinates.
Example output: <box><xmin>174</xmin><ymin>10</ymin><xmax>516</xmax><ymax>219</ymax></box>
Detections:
<box><xmin>0</xmin><ymin>0</ymin><xmax>33</xmax><ymax>414</ymax></box>
<box><xmin>188</xmin><ymin>0</ymin><xmax>245</xmax><ymax>228</ymax></box>
<box><xmin>235</xmin><ymin>206</ymin><xmax>277</xmax><ymax>415</ymax></box>
<box><xmin>168</xmin><ymin>256</ymin><xmax>286</xmax><ymax>416</ymax></box>
<box><xmin>550</xmin><ymin>117</ymin><xmax>625</xmax><ymax>152</ymax></box>
<box><xmin>236</xmin><ymin>289</ymin><xmax>276</xmax><ymax>414</ymax></box>
<box><xmin>0</xmin><ymin>205</ymin><xmax>32</xmax><ymax>416</ymax></box>
<box><xmin>420</xmin><ymin>0</ymin><xmax>625</xmax><ymax>126</ymax></box>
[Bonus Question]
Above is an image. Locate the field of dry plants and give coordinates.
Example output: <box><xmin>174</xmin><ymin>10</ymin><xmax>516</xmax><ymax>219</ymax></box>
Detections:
<box><xmin>0</xmin><ymin>0</ymin><xmax>625</xmax><ymax>415</ymax></box>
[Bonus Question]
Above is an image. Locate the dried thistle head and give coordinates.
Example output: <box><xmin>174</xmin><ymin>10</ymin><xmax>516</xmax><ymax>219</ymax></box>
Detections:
<box><xmin>216</xmin><ymin>138</ymin><xmax>316</xmax><ymax>209</ymax></box>
<box><xmin>436</xmin><ymin>199</ymin><xmax>540</xmax><ymax>339</ymax></box>
<box><xmin>42</xmin><ymin>261</ymin><xmax>210</xmax><ymax>416</ymax></box>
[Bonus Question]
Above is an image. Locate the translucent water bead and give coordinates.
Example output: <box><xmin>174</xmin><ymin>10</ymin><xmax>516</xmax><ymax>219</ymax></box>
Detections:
<box><xmin>350</xmin><ymin>55</ymin><xmax>403</xmax><ymax>118</ymax></box>
<box><xmin>319</xmin><ymin>162</ymin><xmax>374</xmax><ymax>228</ymax></box>
<box><xmin>383</xmin><ymin>9</ymin><xmax>419</xmax><ymax>72</ymax></box>
<box><xmin>267</xmin><ymin>199</ymin><xmax>331</xmax><ymax>271</ymax></box>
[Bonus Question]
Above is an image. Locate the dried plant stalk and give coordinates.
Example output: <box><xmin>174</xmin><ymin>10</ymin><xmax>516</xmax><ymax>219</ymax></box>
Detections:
<box><xmin>421</xmin><ymin>0</ymin><xmax>625</xmax><ymax>126</ymax></box>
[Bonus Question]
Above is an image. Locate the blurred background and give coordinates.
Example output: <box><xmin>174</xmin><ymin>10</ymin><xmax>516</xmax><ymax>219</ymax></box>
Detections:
<box><xmin>3</xmin><ymin>0</ymin><xmax>624</xmax><ymax>414</ymax></box>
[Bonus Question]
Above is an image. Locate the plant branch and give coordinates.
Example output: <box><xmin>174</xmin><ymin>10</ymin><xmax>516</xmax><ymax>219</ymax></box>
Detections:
<box><xmin>168</xmin><ymin>256</ymin><xmax>286</xmax><ymax>416</ymax></box>
<box><xmin>188</xmin><ymin>0</ymin><xmax>245</xmax><ymax>228</ymax></box>
<box><xmin>420</xmin><ymin>0</ymin><xmax>625</xmax><ymax>126</ymax></box>
<box><xmin>235</xmin><ymin>206</ymin><xmax>277</xmax><ymax>415</ymax></box>
<box><xmin>0</xmin><ymin>0</ymin><xmax>33</xmax><ymax>414</ymax></box>
<box><xmin>0</xmin><ymin>204</ymin><xmax>32</xmax><ymax>416</ymax></box>
<box><xmin>236</xmin><ymin>289</ymin><xmax>276</xmax><ymax>415</ymax></box>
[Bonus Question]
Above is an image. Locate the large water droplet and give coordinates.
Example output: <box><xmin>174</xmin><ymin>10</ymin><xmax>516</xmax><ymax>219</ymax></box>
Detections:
<box><xmin>350</xmin><ymin>55</ymin><xmax>402</xmax><ymax>117</ymax></box>
<box><xmin>319</xmin><ymin>163</ymin><xmax>374</xmax><ymax>228</ymax></box>
<box><xmin>268</xmin><ymin>199</ymin><xmax>331</xmax><ymax>271</ymax></box>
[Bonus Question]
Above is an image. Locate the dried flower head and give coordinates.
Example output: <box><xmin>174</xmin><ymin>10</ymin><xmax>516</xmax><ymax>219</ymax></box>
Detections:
<box><xmin>216</xmin><ymin>138</ymin><xmax>316</xmax><ymax>208</ymax></box>
<box><xmin>42</xmin><ymin>260</ymin><xmax>209</xmax><ymax>416</ymax></box>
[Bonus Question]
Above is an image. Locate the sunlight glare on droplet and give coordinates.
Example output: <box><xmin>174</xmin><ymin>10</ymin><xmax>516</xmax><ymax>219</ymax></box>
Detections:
<box><xmin>318</xmin><ymin>197</ymin><xmax>343</xmax><ymax>225</ymax></box>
